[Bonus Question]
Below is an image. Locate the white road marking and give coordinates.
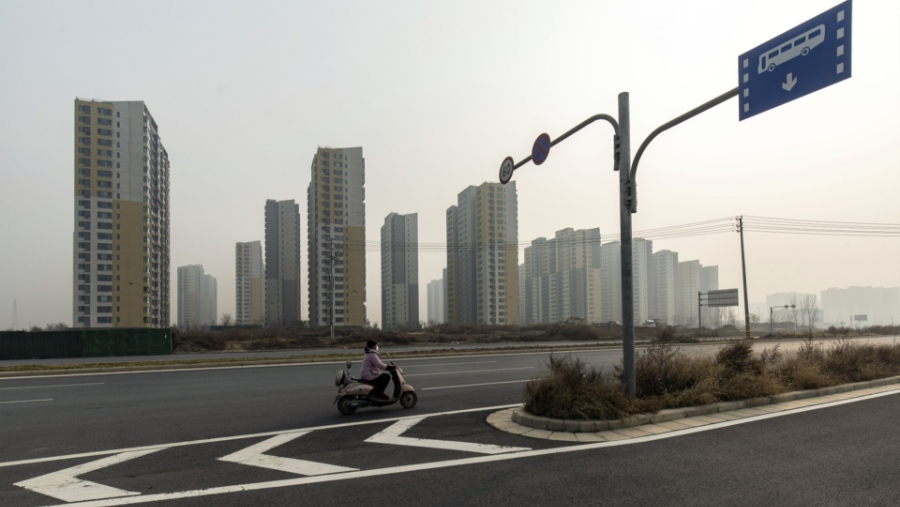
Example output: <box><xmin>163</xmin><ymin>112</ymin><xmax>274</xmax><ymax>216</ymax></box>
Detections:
<box><xmin>34</xmin><ymin>389</ymin><xmax>900</xmax><ymax>507</ymax></box>
<box><xmin>219</xmin><ymin>432</ymin><xmax>356</xmax><ymax>476</ymax></box>
<box><xmin>0</xmin><ymin>382</ymin><xmax>103</xmax><ymax>390</ymax></box>
<box><xmin>14</xmin><ymin>449</ymin><xmax>159</xmax><ymax>503</ymax></box>
<box><xmin>0</xmin><ymin>404</ymin><xmax>521</xmax><ymax>469</ymax></box>
<box><xmin>365</xmin><ymin>417</ymin><xmax>529</xmax><ymax>454</ymax></box>
<box><xmin>424</xmin><ymin>379</ymin><xmax>534</xmax><ymax>390</ymax></box>
<box><xmin>0</xmin><ymin>398</ymin><xmax>53</xmax><ymax>404</ymax></box>
<box><xmin>405</xmin><ymin>367</ymin><xmax>534</xmax><ymax>377</ymax></box>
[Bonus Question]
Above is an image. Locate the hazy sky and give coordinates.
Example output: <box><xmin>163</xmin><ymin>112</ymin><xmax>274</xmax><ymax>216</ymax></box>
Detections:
<box><xmin>1</xmin><ymin>0</ymin><xmax>898</xmax><ymax>329</ymax></box>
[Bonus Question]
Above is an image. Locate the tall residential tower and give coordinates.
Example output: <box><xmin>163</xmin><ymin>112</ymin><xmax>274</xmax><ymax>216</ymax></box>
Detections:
<box><xmin>73</xmin><ymin>99</ymin><xmax>170</xmax><ymax>328</ymax></box>
<box><xmin>265</xmin><ymin>200</ymin><xmax>302</xmax><ymax>326</ymax></box>
<box><xmin>235</xmin><ymin>241</ymin><xmax>265</xmax><ymax>326</ymax></box>
<box><xmin>308</xmin><ymin>147</ymin><xmax>366</xmax><ymax>327</ymax></box>
<box><xmin>446</xmin><ymin>182</ymin><xmax>518</xmax><ymax>325</ymax></box>
<box><xmin>381</xmin><ymin>213</ymin><xmax>419</xmax><ymax>330</ymax></box>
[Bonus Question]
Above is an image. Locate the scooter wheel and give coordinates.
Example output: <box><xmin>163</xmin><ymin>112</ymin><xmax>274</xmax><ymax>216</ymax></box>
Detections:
<box><xmin>337</xmin><ymin>395</ymin><xmax>357</xmax><ymax>415</ymax></box>
<box><xmin>399</xmin><ymin>391</ymin><xmax>417</xmax><ymax>409</ymax></box>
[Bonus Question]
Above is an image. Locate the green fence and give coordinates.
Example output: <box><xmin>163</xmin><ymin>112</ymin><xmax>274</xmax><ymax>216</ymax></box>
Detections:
<box><xmin>0</xmin><ymin>328</ymin><xmax>172</xmax><ymax>360</ymax></box>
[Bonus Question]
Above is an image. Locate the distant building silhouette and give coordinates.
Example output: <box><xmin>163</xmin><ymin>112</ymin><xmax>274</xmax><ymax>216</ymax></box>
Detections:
<box><xmin>381</xmin><ymin>213</ymin><xmax>419</xmax><ymax>330</ymax></box>
<box><xmin>265</xmin><ymin>200</ymin><xmax>301</xmax><ymax>326</ymax></box>
<box><xmin>177</xmin><ymin>265</ymin><xmax>216</xmax><ymax>329</ymax></box>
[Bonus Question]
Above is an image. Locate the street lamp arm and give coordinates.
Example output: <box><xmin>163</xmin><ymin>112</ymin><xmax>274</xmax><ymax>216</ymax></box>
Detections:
<box><xmin>513</xmin><ymin>113</ymin><xmax>620</xmax><ymax>170</ymax></box>
<box><xmin>630</xmin><ymin>87</ymin><xmax>738</xmax><ymax>182</ymax></box>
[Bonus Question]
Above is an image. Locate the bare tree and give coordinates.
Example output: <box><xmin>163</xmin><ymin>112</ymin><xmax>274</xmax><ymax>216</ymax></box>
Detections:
<box><xmin>801</xmin><ymin>295</ymin><xmax>819</xmax><ymax>337</ymax></box>
<box><xmin>221</xmin><ymin>313</ymin><xmax>233</xmax><ymax>327</ymax></box>
<box><xmin>45</xmin><ymin>323</ymin><xmax>67</xmax><ymax>331</ymax></box>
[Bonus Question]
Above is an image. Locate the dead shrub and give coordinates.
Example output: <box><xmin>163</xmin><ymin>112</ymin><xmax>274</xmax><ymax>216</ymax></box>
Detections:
<box><xmin>524</xmin><ymin>354</ymin><xmax>630</xmax><ymax>420</ymax></box>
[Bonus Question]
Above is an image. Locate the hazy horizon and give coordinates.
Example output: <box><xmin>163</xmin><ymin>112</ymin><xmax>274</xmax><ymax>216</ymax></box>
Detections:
<box><xmin>1</xmin><ymin>0</ymin><xmax>898</xmax><ymax>329</ymax></box>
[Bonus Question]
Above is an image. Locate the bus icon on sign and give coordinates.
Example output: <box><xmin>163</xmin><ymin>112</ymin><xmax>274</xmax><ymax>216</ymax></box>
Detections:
<box><xmin>758</xmin><ymin>24</ymin><xmax>825</xmax><ymax>73</ymax></box>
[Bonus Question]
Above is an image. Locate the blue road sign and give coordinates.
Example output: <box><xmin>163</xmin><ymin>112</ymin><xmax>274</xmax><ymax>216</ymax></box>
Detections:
<box><xmin>738</xmin><ymin>0</ymin><xmax>852</xmax><ymax>121</ymax></box>
<box><xmin>531</xmin><ymin>133</ymin><xmax>551</xmax><ymax>165</ymax></box>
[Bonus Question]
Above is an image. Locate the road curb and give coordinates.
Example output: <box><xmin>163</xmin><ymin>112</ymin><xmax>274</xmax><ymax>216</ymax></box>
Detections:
<box><xmin>511</xmin><ymin>375</ymin><xmax>900</xmax><ymax>432</ymax></box>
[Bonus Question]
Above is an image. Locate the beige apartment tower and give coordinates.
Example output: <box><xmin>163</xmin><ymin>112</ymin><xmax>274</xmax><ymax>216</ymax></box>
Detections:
<box><xmin>446</xmin><ymin>182</ymin><xmax>518</xmax><ymax>325</ymax></box>
<box><xmin>307</xmin><ymin>147</ymin><xmax>366</xmax><ymax>327</ymax></box>
<box><xmin>236</xmin><ymin>241</ymin><xmax>265</xmax><ymax>325</ymax></box>
<box><xmin>72</xmin><ymin>99</ymin><xmax>170</xmax><ymax>328</ymax></box>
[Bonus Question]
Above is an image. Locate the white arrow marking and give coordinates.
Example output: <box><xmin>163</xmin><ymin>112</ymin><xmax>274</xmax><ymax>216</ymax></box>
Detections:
<box><xmin>366</xmin><ymin>417</ymin><xmax>530</xmax><ymax>454</ymax></box>
<box><xmin>14</xmin><ymin>449</ymin><xmax>159</xmax><ymax>502</ymax></box>
<box><xmin>782</xmin><ymin>72</ymin><xmax>798</xmax><ymax>91</ymax></box>
<box><xmin>219</xmin><ymin>431</ymin><xmax>356</xmax><ymax>476</ymax></box>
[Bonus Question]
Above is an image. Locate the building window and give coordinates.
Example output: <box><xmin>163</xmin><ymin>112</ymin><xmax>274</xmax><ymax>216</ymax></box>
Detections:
<box><xmin>98</xmin><ymin>139</ymin><xmax>112</xmax><ymax>147</ymax></box>
<box><xmin>78</xmin><ymin>147</ymin><xmax>91</xmax><ymax>156</ymax></box>
<box><xmin>97</xmin><ymin>285</ymin><xmax>112</xmax><ymax>292</ymax></box>
<box><xmin>98</xmin><ymin>191</ymin><xmax>112</xmax><ymax>198</ymax></box>
<box><xmin>78</xmin><ymin>158</ymin><xmax>91</xmax><ymax>166</ymax></box>
<box><xmin>97</xmin><ymin>128</ymin><xmax>112</xmax><ymax>136</ymax></box>
<box><xmin>98</xmin><ymin>149</ymin><xmax>113</xmax><ymax>157</ymax></box>
<box><xmin>98</xmin><ymin>107</ymin><xmax>112</xmax><ymax>116</ymax></box>
<box><xmin>97</xmin><ymin>317</ymin><xmax>112</xmax><ymax>323</ymax></box>
<box><xmin>97</xmin><ymin>118</ymin><xmax>112</xmax><ymax>126</ymax></box>
<box><xmin>78</xmin><ymin>137</ymin><xmax>91</xmax><ymax>145</ymax></box>
<box><xmin>97</xmin><ymin>160</ymin><xmax>113</xmax><ymax>167</ymax></box>
<box><xmin>97</xmin><ymin>306</ymin><xmax>112</xmax><ymax>313</ymax></box>
<box><xmin>97</xmin><ymin>233</ymin><xmax>112</xmax><ymax>240</ymax></box>
<box><xmin>98</xmin><ymin>180</ymin><xmax>112</xmax><ymax>188</ymax></box>
<box><xmin>78</xmin><ymin>105</ymin><xmax>90</xmax><ymax>113</ymax></box>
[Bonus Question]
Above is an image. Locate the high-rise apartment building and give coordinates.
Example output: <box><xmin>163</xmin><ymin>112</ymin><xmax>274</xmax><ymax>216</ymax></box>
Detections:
<box><xmin>307</xmin><ymin>147</ymin><xmax>366</xmax><ymax>327</ymax></box>
<box><xmin>176</xmin><ymin>265</ymin><xmax>216</xmax><ymax>329</ymax></box>
<box><xmin>820</xmin><ymin>286</ymin><xmax>899</xmax><ymax>326</ymax></box>
<box><xmin>427</xmin><ymin>278</ymin><xmax>445</xmax><ymax>325</ymax></box>
<box><xmin>676</xmin><ymin>260</ymin><xmax>702</xmax><ymax>326</ymax></box>
<box><xmin>650</xmin><ymin>249</ymin><xmax>679</xmax><ymax>325</ymax></box>
<box><xmin>600</xmin><ymin>238</ymin><xmax>652</xmax><ymax>325</ymax></box>
<box><xmin>72</xmin><ymin>99</ymin><xmax>170</xmax><ymax>328</ymax></box>
<box><xmin>700</xmin><ymin>265</ymin><xmax>720</xmax><ymax>326</ymax></box>
<box><xmin>521</xmin><ymin>228</ymin><xmax>602</xmax><ymax>325</ymax></box>
<box><xmin>265</xmin><ymin>200</ymin><xmax>302</xmax><ymax>326</ymax></box>
<box><xmin>235</xmin><ymin>241</ymin><xmax>265</xmax><ymax>326</ymax></box>
<box><xmin>381</xmin><ymin>213</ymin><xmax>419</xmax><ymax>330</ymax></box>
<box><xmin>446</xmin><ymin>182</ymin><xmax>518</xmax><ymax>325</ymax></box>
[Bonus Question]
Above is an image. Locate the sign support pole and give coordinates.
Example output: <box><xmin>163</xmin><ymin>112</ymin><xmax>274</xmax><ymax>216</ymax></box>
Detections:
<box><xmin>617</xmin><ymin>92</ymin><xmax>636</xmax><ymax>399</ymax></box>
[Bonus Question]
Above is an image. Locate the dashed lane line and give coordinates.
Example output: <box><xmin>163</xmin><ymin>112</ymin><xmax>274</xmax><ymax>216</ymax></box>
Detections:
<box><xmin>0</xmin><ymin>398</ymin><xmax>53</xmax><ymax>404</ymax></box>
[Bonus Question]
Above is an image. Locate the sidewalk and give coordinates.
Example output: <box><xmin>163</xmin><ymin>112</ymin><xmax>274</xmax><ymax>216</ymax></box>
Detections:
<box><xmin>487</xmin><ymin>377</ymin><xmax>900</xmax><ymax>442</ymax></box>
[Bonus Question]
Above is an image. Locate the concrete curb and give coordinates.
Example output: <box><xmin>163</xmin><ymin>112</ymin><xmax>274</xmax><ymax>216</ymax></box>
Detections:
<box><xmin>511</xmin><ymin>375</ymin><xmax>900</xmax><ymax>433</ymax></box>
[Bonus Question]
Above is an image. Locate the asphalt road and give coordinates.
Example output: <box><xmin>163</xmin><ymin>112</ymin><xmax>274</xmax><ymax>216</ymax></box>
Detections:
<box><xmin>1</xmin><ymin>349</ymin><xmax>898</xmax><ymax>506</ymax></box>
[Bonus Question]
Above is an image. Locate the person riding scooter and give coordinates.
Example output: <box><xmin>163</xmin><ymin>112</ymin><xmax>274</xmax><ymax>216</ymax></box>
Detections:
<box><xmin>361</xmin><ymin>340</ymin><xmax>393</xmax><ymax>400</ymax></box>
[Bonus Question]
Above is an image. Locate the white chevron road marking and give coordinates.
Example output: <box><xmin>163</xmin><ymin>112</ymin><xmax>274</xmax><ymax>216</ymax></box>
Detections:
<box><xmin>14</xmin><ymin>449</ymin><xmax>160</xmax><ymax>502</ymax></box>
<box><xmin>365</xmin><ymin>417</ymin><xmax>530</xmax><ymax>454</ymax></box>
<box><xmin>219</xmin><ymin>431</ymin><xmax>356</xmax><ymax>476</ymax></box>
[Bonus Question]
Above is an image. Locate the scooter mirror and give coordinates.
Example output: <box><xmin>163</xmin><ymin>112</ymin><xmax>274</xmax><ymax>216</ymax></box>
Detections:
<box><xmin>346</xmin><ymin>359</ymin><xmax>352</xmax><ymax>369</ymax></box>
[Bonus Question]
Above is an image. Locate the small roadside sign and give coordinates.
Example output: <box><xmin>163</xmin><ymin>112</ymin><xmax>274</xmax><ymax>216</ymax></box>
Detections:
<box><xmin>531</xmin><ymin>133</ymin><xmax>551</xmax><ymax>165</ymax></box>
<box><xmin>738</xmin><ymin>0</ymin><xmax>852</xmax><ymax>120</ymax></box>
<box><xmin>499</xmin><ymin>157</ymin><xmax>515</xmax><ymax>185</ymax></box>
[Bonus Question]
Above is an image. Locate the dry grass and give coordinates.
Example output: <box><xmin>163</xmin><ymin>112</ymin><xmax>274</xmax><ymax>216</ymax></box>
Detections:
<box><xmin>524</xmin><ymin>338</ymin><xmax>900</xmax><ymax>420</ymax></box>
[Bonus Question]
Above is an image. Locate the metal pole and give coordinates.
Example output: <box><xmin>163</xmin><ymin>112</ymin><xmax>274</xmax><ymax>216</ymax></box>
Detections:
<box><xmin>770</xmin><ymin>307</ymin><xmax>774</xmax><ymax>334</ymax></box>
<box><xmin>738</xmin><ymin>216</ymin><xmax>751</xmax><ymax>338</ymax></box>
<box><xmin>618</xmin><ymin>92</ymin><xmax>635</xmax><ymax>399</ymax></box>
<box><xmin>698</xmin><ymin>292</ymin><xmax>702</xmax><ymax>329</ymax></box>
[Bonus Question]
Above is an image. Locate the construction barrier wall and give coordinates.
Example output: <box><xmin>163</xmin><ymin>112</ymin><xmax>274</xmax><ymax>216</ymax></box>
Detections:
<box><xmin>0</xmin><ymin>328</ymin><xmax>172</xmax><ymax>360</ymax></box>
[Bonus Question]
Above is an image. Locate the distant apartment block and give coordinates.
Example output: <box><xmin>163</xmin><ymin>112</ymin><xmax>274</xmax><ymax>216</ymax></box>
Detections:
<box><xmin>265</xmin><ymin>200</ymin><xmax>302</xmax><ymax>326</ymax></box>
<box><xmin>177</xmin><ymin>265</ymin><xmax>217</xmax><ymax>329</ymax></box>
<box><xmin>821</xmin><ymin>286</ymin><xmax>900</xmax><ymax>326</ymax></box>
<box><xmin>308</xmin><ymin>147</ymin><xmax>366</xmax><ymax>327</ymax></box>
<box><xmin>700</xmin><ymin>265</ymin><xmax>720</xmax><ymax>326</ymax></box>
<box><xmin>72</xmin><ymin>99</ymin><xmax>170</xmax><ymax>328</ymax></box>
<box><xmin>650</xmin><ymin>250</ymin><xmax>679</xmax><ymax>325</ymax></box>
<box><xmin>381</xmin><ymin>213</ymin><xmax>419</xmax><ymax>330</ymax></box>
<box><xmin>676</xmin><ymin>260</ymin><xmax>702</xmax><ymax>326</ymax></box>
<box><xmin>521</xmin><ymin>228</ymin><xmax>601</xmax><ymax>325</ymax></box>
<box><xmin>427</xmin><ymin>278</ymin><xmax>445</xmax><ymax>325</ymax></box>
<box><xmin>446</xmin><ymin>182</ymin><xmax>518</xmax><ymax>325</ymax></box>
<box><xmin>235</xmin><ymin>241</ymin><xmax>265</xmax><ymax>326</ymax></box>
<box><xmin>600</xmin><ymin>238</ymin><xmax>651</xmax><ymax>325</ymax></box>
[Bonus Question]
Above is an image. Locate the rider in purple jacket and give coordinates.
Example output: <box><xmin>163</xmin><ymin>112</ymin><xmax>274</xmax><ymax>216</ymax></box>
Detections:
<box><xmin>361</xmin><ymin>340</ymin><xmax>391</xmax><ymax>400</ymax></box>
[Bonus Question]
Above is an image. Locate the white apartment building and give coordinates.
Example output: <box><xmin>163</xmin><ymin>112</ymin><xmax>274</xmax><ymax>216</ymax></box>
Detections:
<box><xmin>381</xmin><ymin>213</ymin><xmax>419</xmax><ymax>330</ymax></box>
<box><xmin>521</xmin><ymin>228</ymin><xmax>602</xmax><ymax>325</ymax></box>
<box><xmin>235</xmin><ymin>241</ymin><xmax>265</xmax><ymax>326</ymax></box>
<box><xmin>177</xmin><ymin>265</ymin><xmax>216</xmax><ymax>329</ymax></box>
<box><xmin>820</xmin><ymin>286</ymin><xmax>900</xmax><ymax>326</ymax></box>
<box><xmin>650</xmin><ymin>250</ymin><xmax>679</xmax><ymax>325</ymax></box>
<box><xmin>600</xmin><ymin>238</ymin><xmax>651</xmax><ymax>325</ymax></box>
<box><xmin>72</xmin><ymin>99</ymin><xmax>170</xmax><ymax>328</ymax></box>
<box><xmin>427</xmin><ymin>278</ymin><xmax>445</xmax><ymax>325</ymax></box>
<box><xmin>676</xmin><ymin>260</ymin><xmax>702</xmax><ymax>326</ymax></box>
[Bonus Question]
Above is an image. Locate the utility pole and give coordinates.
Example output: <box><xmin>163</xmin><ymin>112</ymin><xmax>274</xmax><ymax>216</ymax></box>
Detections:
<box><xmin>11</xmin><ymin>299</ymin><xmax>18</xmax><ymax>331</ymax></box>
<box><xmin>738</xmin><ymin>216</ymin><xmax>751</xmax><ymax>338</ymax></box>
